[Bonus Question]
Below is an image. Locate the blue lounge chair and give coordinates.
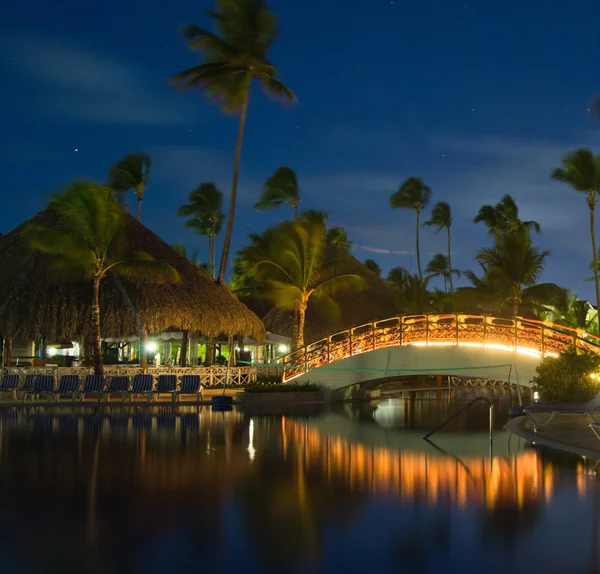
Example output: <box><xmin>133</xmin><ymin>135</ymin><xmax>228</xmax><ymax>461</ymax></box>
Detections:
<box><xmin>525</xmin><ymin>389</ymin><xmax>600</xmax><ymax>427</ymax></box>
<box><xmin>54</xmin><ymin>375</ymin><xmax>80</xmax><ymax>401</ymax></box>
<box><xmin>18</xmin><ymin>374</ymin><xmax>37</xmax><ymax>400</ymax></box>
<box><xmin>130</xmin><ymin>374</ymin><xmax>153</xmax><ymax>402</ymax></box>
<box><xmin>24</xmin><ymin>375</ymin><xmax>55</xmax><ymax>402</ymax></box>
<box><xmin>104</xmin><ymin>375</ymin><xmax>130</xmax><ymax>402</ymax></box>
<box><xmin>177</xmin><ymin>375</ymin><xmax>202</xmax><ymax>402</ymax></box>
<box><xmin>0</xmin><ymin>374</ymin><xmax>20</xmax><ymax>399</ymax></box>
<box><xmin>81</xmin><ymin>374</ymin><xmax>105</xmax><ymax>402</ymax></box>
<box><xmin>154</xmin><ymin>374</ymin><xmax>177</xmax><ymax>402</ymax></box>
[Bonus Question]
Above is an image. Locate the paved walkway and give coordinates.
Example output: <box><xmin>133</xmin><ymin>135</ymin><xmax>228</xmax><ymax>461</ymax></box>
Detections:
<box><xmin>507</xmin><ymin>414</ymin><xmax>600</xmax><ymax>459</ymax></box>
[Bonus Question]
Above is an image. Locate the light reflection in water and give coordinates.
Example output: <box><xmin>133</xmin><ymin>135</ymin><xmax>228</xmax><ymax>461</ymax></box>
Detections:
<box><xmin>281</xmin><ymin>417</ymin><xmax>592</xmax><ymax>510</ymax></box>
<box><xmin>0</xmin><ymin>403</ymin><xmax>596</xmax><ymax>574</ymax></box>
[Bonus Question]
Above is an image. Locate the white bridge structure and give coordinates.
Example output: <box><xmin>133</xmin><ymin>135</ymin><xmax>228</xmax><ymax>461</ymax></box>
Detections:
<box><xmin>281</xmin><ymin>314</ymin><xmax>600</xmax><ymax>390</ymax></box>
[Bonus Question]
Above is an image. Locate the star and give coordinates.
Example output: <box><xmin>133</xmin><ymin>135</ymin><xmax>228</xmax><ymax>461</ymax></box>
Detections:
<box><xmin>74</xmin><ymin>148</ymin><xmax>79</xmax><ymax>152</ymax></box>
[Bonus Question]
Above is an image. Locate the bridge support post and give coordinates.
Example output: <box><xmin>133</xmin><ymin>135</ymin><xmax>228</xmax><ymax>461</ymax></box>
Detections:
<box><xmin>372</xmin><ymin>322</ymin><xmax>376</xmax><ymax>351</ymax></box>
<box><xmin>349</xmin><ymin>330</ymin><xmax>353</xmax><ymax>356</ymax></box>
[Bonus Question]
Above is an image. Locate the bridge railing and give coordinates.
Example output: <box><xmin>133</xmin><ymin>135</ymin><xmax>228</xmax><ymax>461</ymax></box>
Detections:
<box><xmin>281</xmin><ymin>314</ymin><xmax>600</xmax><ymax>382</ymax></box>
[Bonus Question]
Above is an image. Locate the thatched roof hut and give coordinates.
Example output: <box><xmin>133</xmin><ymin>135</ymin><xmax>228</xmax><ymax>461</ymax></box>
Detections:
<box><xmin>0</xmin><ymin>208</ymin><xmax>265</xmax><ymax>341</ymax></box>
<box><xmin>260</xmin><ymin>251</ymin><xmax>398</xmax><ymax>344</ymax></box>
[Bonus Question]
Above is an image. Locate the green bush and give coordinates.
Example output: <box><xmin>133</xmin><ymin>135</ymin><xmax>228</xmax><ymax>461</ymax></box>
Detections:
<box><xmin>244</xmin><ymin>381</ymin><xmax>321</xmax><ymax>394</ymax></box>
<box><xmin>533</xmin><ymin>349</ymin><xmax>600</xmax><ymax>402</ymax></box>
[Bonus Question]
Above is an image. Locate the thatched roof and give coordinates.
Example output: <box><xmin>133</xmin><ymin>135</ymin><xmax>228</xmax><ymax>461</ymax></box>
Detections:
<box><xmin>0</xmin><ymin>208</ymin><xmax>265</xmax><ymax>341</ymax></box>
<box><xmin>260</xmin><ymin>250</ymin><xmax>398</xmax><ymax>344</ymax></box>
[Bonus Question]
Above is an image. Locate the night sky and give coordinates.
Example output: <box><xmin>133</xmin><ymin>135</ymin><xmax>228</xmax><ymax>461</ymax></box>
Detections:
<box><xmin>2</xmin><ymin>0</ymin><xmax>600</xmax><ymax>297</ymax></box>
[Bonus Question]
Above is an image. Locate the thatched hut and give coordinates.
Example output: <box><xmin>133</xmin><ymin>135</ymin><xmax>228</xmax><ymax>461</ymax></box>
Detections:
<box><xmin>260</xmin><ymin>252</ymin><xmax>398</xmax><ymax>345</ymax></box>
<box><xmin>0</xmin><ymin>208</ymin><xmax>265</xmax><ymax>346</ymax></box>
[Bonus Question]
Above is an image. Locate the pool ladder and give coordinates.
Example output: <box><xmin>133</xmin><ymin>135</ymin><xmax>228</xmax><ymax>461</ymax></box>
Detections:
<box><xmin>423</xmin><ymin>397</ymin><xmax>494</xmax><ymax>443</ymax></box>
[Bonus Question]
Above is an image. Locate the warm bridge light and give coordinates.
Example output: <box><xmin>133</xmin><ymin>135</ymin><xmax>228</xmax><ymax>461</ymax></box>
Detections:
<box><xmin>281</xmin><ymin>314</ymin><xmax>600</xmax><ymax>382</ymax></box>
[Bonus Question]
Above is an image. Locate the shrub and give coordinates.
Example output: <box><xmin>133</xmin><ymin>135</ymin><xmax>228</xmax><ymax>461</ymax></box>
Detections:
<box><xmin>533</xmin><ymin>349</ymin><xmax>600</xmax><ymax>402</ymax></box>
<box><xmin>244</xmin><ymin>381</ymin><xmax>321</xmax><ymax>394</ymax></box>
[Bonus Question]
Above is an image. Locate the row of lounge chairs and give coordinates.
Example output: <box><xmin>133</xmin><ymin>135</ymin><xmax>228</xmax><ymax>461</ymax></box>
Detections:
<box><xmin>0</xmin><ymin>373</ymin><xmax>203</xmax><ymax>403</ymax></box>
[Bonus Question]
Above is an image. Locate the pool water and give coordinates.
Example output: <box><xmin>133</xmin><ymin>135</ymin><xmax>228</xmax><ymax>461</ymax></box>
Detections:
<box><xmin>0</xmin><ymin>391</ymin><xmax>597</xmax><ymax>574</ymax></box>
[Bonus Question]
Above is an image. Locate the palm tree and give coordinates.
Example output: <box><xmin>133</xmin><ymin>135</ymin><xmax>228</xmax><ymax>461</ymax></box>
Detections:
<box><xmin>364</xmin><ymin>258</ymin><xmax>381</xmax><ymax>276</ymax></box>
<box><xmin>172</xmin><ymin>0</ymin><xmax>295</xmax><ymax>285</ymax></box>
<box><xmin>301</xmin><ymin>210</ymin><xmax>329</xmax><ymax>225</ymax></box>
<box><xmin>255</xmin><ymin>166</ymin><xmax>300</xmax><ymax>219</ymax></box>
<box><xmin>22</xmin><ymin>182</ymin><xmax>179</xmax><ymax>374</ymax></box>
<box><xmin>326</xmin><ymin>226</ymin><xmax>352</xmax><ymax>251</ymax></box>
<box><xmin>387</xmin><ymin>266</ymin><xmax>434</xmax><ymax>315</ymax></box>
<box><xmin>177</xmin><ymin>183</ymin><xmax>225</xmax><ymax>278</ymax></box>
<box><xmin>538</xmin><ymin>288</ymin><xmax>598</xmax><ymax>334</ymax></box>
<box><xmin>425</xmin><ymin>254</ymin><xmax>461</xmax><ymax>293</ymax></box>
<box><xmin>390</xmin><ymin>178</ymin><xmax>432</xmax><ymax>280</ymax></box>
<box><xmin>237</xmin><ymin>220</ymin><xmax>365</xmax><ymax>349</ymax></box>
<box><xmin>473</xmin><ymin>194</ymin><xmax>540</xmax><ymax>237</ymax></box>
<box><xmin>424</xmin><ymin>201</ymin><xmax>455</xmax><ymax>293</ymax></box>
<box><xmin>463</xmin><ymin>230</ymin><xmax>561</xmax><ymax>317</ymax></box>
<box><xmin>552</xmin><ymin>148</ymin><xmax>600</xmax><ymax>330</ymax></box>
<box><xmin>108</xmin><ymin>153</ymin><xmax>152</xmax><ymax>222</ymax></box>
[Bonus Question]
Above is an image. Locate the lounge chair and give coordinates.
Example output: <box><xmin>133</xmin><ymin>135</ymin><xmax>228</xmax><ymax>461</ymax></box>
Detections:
<box><xmin>130</xmin><ymin>374</ymin><xmax>153</xmax><ymax>402</ymax></box>
<box><xmin>18</xmin><ymin>374</ymin><xmax>37</xmax><ymax>400</ymax></box>
<box><xmin>0</xmin><ymin>374</ymin><xmax>20</xmax><ymax>399</ymax></box>
<box><xmin>154</xmin><ymin>375</ymin><xmax>177</xmax><ymax>402</ymax></box>
<box><xmin>81</xmin><ymin>374</ymin><xmax>105</xmax><ymax>402</ymax></box>
<box><xmin>23</xmin><ymin>375</ymin><xmax>55</xmax><ymax>402</ymax></box>
<box><xmin>177</xmin><ymin>375</ymin><xmax>202</xmax><ymax>402</ymax></box>
<box><xmin>104</xmin><ymin>375</ymin><xmax>130</xmax><ymax>402</ymax></box>
<box><xmin>53</xmin><ymin>375</ymin><xmax>81</xmax><ymax>402</ymax></box>
<box><xmin>524</xmin><ymin>390</ymin><xmax>600</xmax><ymax>427</ymax></box>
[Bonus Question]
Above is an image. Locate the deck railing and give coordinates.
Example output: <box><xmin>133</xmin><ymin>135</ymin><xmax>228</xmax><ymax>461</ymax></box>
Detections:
<box><xmin>0</xmin><ymin>365</ymin><xmax>261</xmax><ymax>388</ymax></box>
<box><xmin>281</xmin><ymin>314</ymin><xmax>600</xmax><ymax>382</ymax></box>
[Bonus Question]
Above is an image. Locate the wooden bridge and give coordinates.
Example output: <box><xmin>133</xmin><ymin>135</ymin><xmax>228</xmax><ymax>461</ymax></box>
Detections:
<box><xmin>281</xmin><ymin>314</ymin><xmax>600</xmax><ymax>387</ymax></box>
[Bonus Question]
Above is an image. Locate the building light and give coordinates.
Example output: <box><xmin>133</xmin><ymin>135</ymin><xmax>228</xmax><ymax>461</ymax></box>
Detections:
<box><xmin>47</xmin><ymin>347</ymin><xmax>58</xmax><ymax>357</ymax></box>
<box><xmin>278</xmin><ymin>344</ymin><xmax>289</xmax><ymax>353</ymax></box>
<box><xmin>145</xmin><ymin>341</ymin><xmax>158</xmax><ymax>353</ymax></box>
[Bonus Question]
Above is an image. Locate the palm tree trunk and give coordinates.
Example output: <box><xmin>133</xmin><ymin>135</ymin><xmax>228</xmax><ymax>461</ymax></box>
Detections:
<box><xmin>447</xmin><ymin>226</ymin><xmax>454</xmax><ymax>293</ymax></box>
<box><xmin>137</xmin><ymin>198</ymin><xmax>142</xmax><ymax>222</ymax></box>
<box><xmin>589</xmin><ymin>195</ymin><xmax>600</xmax><ymax>332</ymax></box>
<box><xmin>297</xmin><ymin>303</ymin><xmax>307</xmax><ymax>350</ymax></box>
<box><xmin>180</xmin><ymin>330</ymin><xmax>188</xmax><ymax>367</ymax></box>
<box><xmin>212</xmin><ymin>236</ymin><xmax>217</xmax><ymax>280</ymax></box>
<box><xmin>2</xmin><ymin>337</ymin><xmax>11</xmax><ymax>367</ymax></box>
<box><xmin>218</xmin><ymin>82</ymin><xmax>251</xmax><ymax>284</ymax></box>
<box><xmin>207</xmin><ymin>236</ymin><xmax>212</xmax><ymax>277</ymax></box>
<box><xmin>92</xmin><ymin>276</ymin><xmax>103</xmax><ymax>375</ymax></box>
<box><xmin>416</xmin><ymin>209</ymin><xmax>423</xmax><ymax>281</ymax></box>
<box><xmin>293</xmin><ymin>202</ymin><xmax>298</xmax><ymax>220</ymax></box>
<box><xmin>203</xmin><ymin>337</ymin><xmax>214</xmax><ymax>367</ymax></box>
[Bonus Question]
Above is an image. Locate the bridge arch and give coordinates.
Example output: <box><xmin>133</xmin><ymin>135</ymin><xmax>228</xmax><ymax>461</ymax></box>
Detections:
<box><xmin>281</xmin><ymin>314</ymin><xmax>600</xmax><ymax>389</ymax></box>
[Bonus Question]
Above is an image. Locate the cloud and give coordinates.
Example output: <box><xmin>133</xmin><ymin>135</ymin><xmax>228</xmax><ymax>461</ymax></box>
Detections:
<box><xmin>3</xmin><ymin>33</ymin><xmax>185</xmax><ymax>125</ymax></box>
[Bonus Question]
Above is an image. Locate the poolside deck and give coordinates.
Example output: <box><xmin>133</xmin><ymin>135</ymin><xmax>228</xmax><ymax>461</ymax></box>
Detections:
<box><xmin>507</xmin><ymin>414</ymin><xmax>600</xmax><ymax>459</ymax></box>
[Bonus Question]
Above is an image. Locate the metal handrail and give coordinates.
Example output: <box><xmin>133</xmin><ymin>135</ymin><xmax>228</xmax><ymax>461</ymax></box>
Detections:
<box><xmin>423</xmin><ymin>397</ymin><xmax>494</xmax><ymax>443</ymax></box>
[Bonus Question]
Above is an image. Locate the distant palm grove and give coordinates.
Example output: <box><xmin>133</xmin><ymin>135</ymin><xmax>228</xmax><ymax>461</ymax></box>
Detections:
<box><xmin>15</xmin><ymin>0</ymin><xmax>600</xmax><ymax>362</ymax></box>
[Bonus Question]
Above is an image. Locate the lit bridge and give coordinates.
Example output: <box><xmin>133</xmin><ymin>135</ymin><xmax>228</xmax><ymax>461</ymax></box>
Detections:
<box><xmin>281</xmin><ymin>314</ymin><xmax>600</xmax><ymax>390</ymax></box>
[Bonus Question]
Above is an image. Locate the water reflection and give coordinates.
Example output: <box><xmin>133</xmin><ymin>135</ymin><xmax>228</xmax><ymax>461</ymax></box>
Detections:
<box><xmin>0</xmin><ymin>399</ymin><xmax>596</xmax><ymax>573</ymax></box>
